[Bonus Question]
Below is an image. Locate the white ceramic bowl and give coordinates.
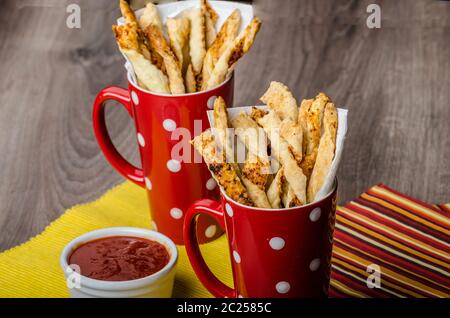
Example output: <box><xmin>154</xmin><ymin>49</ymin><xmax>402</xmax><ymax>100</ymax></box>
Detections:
<box><xmin>60</xmin><ymin>227</ymin><xmax>178</xmax><ymax>298</ymax></box>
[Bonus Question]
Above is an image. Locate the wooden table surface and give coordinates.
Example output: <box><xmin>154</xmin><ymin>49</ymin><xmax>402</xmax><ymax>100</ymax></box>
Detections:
<box><xmin>0</xmin><ymin>0</ymin><xmax>449</xmax><ymax>251</ymax></box>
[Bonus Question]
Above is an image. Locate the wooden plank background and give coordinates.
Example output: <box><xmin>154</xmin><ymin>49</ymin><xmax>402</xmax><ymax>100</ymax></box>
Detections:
<box><xmin>0</xmin><ymin>0</ymin><xmax>449</xmax><ymax>251</ymax></box>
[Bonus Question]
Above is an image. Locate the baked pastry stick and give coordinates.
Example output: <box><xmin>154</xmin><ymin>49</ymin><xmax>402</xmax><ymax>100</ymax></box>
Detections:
<box><xmin>118</xmin><ymin>0</ymin><xmax>149</xmax><ymax>58</ymax></box>
<box><xmin>112</xmin><ymin>24</ymin><xmax>169</xmax><ymax>93</ymax></box>
<box><xmin>204</xmin><ymin>17</ymin><xmax>261</xmax><ymax>90</ymax></box>
<box><xmin>260</xmin><ymin>81</ymin><xmax>299</xmax><ymax>123</ymax></box>
<box><xmin>212</xmin><ymin>97</ymin><xmax>235</xmax><ymax>163</ymax></box>
<box><xmin>202</xmin><ymin>10</ymin><xmax>241</xmax><ymax>89</ymax></box>
<box><xmin>281</xmin><ymin>176</ymin><xmax>302</xmax><ymax>208</ymax></box>
<box><xmin>119</xmin><ymin>0</ymin><xmax>138</xmax><ymax>25</ymax></box>
<box><xmin>139</xmin><ymin>2</ymin><xmax>163</xmax><ymax>31</ymax></box>
<box><xmin>214</xmin><ymin>99</ymin><xmax>270</xmax><ymax>208</ymax></box>
<box><xmin>145</xmin><ymin>25</ymin><xmax>185</xmax><ymax>94</ymax></box>
<box><xmin>242</xmin><ymin>153</ymin><xmax>269</xmax><ymax>189</ymax></box>
<box><xmin>241</xmin><ymin>152</ymin><xmax>271</xmax><ymax>208</ymax></box>
<box><xmin>267</xmin><ymin>168</ymin><xmax>283</xmax><ymax>208</ymax></box>
<box><xmin>185</xmin><ymin>64</ymin><xmax>197</xmax><ymax>93</ymax></box>
<box><xmin>265</xmin><ymin>155</ymin><xmax>301</xmax><ymax>208</ymax></box>
<box><xmin>119</xmin><ymin>0</ymin><xmax>165</xmax><ymax>73</ymax></box>
<box><xmin>260</xmin><ymin>82</ymin><xmax>303</xmax><ymax>163</ymax></box>
<box><xmin>231</xmin><ymin>113</ymin><xmax>271</xmax><ymax>208</ymax></box>
<box><xmin>241</xmin><ymin>175</ymin><xmax>271</xmax><ymax>208</ymax></box>
<box><xmin>201</xmin><ymin>0</ymin><xmax>217</xmax><ymax>48</ymax></box>
<box><xmin>299</xmin><ymin>93</ymin><xmax>330</xmax><ymax>179</ymax></box>
<box><xmin>298</xmin><ymin>99</ymin><xmax>312</xmax><ymax>158</ymax></box>
<box><xmin>231</xmin><ymin>113</ymin><xmax>271</xmax><ymax>182</ymax></box>
<box><xmin>166</xmin><ymin>17</ymin><xmax>190</xmax><ymax>74</ymax></box>
<box><xmin>307</xmin><ymin>102</ymin><xmax>338</xmax><ymax>202</ymax></box>
<box><xmin>191</xmin><ymin>130</ymin><xmax>253</xmax><ymax>206</ymax></box>
<box><xmin>183</xmin><ymin>8</ymin><xmax>207</xmax><ymax>82</ymax></box>
<box><xmin>231</xmin><ymin>112</ymin><xmax>269</xmax><ymax>163</ymax></box>
<box><xmin>251</xmin><ymin>107</ymin><xmax>303</xmax><ymax>168</ymax></box>
<box><xmin>280</xmin><ymin>120</ymin><xmax>303</xmax><ymax>166</ymax></box>
<box><xmin>256</xmin><ymin>110</ymin><xmax>307</xmax><ymax>205</ymax></box>
<box><xmin>252</xmin><ymin>107</ymin><xmax>303</xmax><ymax>208</ymax></box>
<box><xmin>203</xmin><ymin>0</ymin><xmax>219</xmax><ymax>24</ymax></box>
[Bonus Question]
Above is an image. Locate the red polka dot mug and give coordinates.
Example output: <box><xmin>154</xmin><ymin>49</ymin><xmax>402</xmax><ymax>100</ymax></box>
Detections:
<box><xmin>92</xmin><ymin>73</ymin><xmax>234</xmax><ymax>244</ymax></box>
<box><xmin>184</xmin><ymin>180</ymin><xmax>337</xmax><ymax>298</ymax></box>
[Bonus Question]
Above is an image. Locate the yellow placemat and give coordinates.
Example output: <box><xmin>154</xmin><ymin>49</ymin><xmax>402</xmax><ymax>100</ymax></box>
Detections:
<box><xmin>0</xmin><ymin>182</ymin><xmax>233</xmax><ymax>298</ymax></box>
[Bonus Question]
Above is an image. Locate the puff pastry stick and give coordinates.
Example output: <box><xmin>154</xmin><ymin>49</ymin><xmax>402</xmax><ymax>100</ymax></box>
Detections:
<box><xmin>260</xmin><ymin>81</ymin><xmax>299</xmax><ymax>123</ymax></box>
<box><xmin>119</xmin><ymin>48</ymin><xmax>170</xmax><ymax>93</ymax></box>
<box><xmin>256</xmin><ymin>111</ymin><xmax>307</xmax><ymax>205</ymax></box>
<box><xmin>242</xmin><ymin>152</ymin><xmax>270</xmax><ymax>192</ymax></box>
<box><xmin>202</xmin><ymin>9</ymin><xmax>241</xmax><ymax>89</ymax></box>
<box><xmin>281</xmin><ymin>177</ymin><xmax>302</xmax><ymax>208</ymax></box>
<box><xmin>113</xmin><ymin>24</ymin><xmax>169</xmax><ymax>93</ymax></box>
<box><xmin>280</xmin><ymin>120</ymin><xmax>303</xmax><ymax>165</ymax></box>
<box><xmin>203</xmin><ymin>0</ymin><xmax>219</xmax><ymax>24</ymax></box>
<box><xmin>184</xmin><ymin>8</ymin><xmax>206</xmax><ymax>77</ymax></box>
<box><xmin>139</xmin><ymin>2</ymin><xmax>163</xmax><ymax>31</ymax></box>
<box><xmin>267</xmin><ymin>168</ymin><xmax>283</xmax><ymax>208</ymax></box>
<box><xmin>204</xmin><ymin>17</ymin><xmax>261</xmax><ymax>90</ymax></box>
<box><xmin>241</xmin><ymin>175</ymin><xmax>271</xmax><ymax>208</ymax></box>
<box><xmin>212</xmin><ymin>97</ymin><xmax>234</xmax><ymax>163</ymax></box>
<box><xmin>299</xmin><ymin>93</ymin><xmax>330</xmax><ymax>179</ymax></box>
<box><xmin>201</xmin><ymin>0</ymin><xmax>217</xmax><ymax>48</ymax></box>
<box><xmin>251</xmin><ymin>108</ymin><xmax>303</xmax><ymax>167</ymax></box>
<box><xmin>119</xmin><ymin>0</ymin><xmax>165</xmax><ymax>73</ymax></box>
<box><xmin>307</xmin><ymin>102</ymin><xmax>338</xmax><ymax>202</ymax></box>
<box><xmin>119</xmin><ymin>0</ymin><xmax>139</xmax><ymax>26</ymax></box>
<box><xmin>166</xmin><ymin>17</ymin><xmax>190</xmax><ymax>73</ymax></box>
<box><xmin>213</xmin><ymin>99</ymin><xmax>270</xmax><ymax>208</ymax></box>
<box><xmin>145</xmin><ymin>25</ymin><xmax>185</xmax><ymax>94</ymax></box>
<box><xmin>192</xmin><ymin>130</ymin><xmax>253</xmax><ymax>206</ymax></box>
<box><xmin>185</xmin><ymin>64</ymin><xmax>197</xmax><ymax>93</ymax></box>
<box><xmin>231</xmin><ymin>112</ymin><xmax>269</xmax><ymax>163</ymax></box>
<box><xmin>117</xmin><ymin>1</ymin><xmax>151</xmax><ymax>59</ymax></box>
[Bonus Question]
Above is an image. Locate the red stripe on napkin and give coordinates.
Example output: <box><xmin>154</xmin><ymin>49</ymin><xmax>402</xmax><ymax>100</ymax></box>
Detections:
<box><xmin>329</xmin><ymin>184</ymin><xmax>450</xmax><ymax>298</ymax></box>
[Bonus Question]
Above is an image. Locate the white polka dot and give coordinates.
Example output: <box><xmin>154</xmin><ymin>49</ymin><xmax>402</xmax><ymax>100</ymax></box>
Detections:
<box><xmin>275</xmin><ymin>281</ymin><xmax>290</xmax><ymax>294</ymax></box>
<box><xmin>162</xmin><ymin>119</ymin><xmax>176</xmax><ymax>132</ymax></box>
<box><xmin>238</xmin><ymin>294</ymin><xmax>244</xmax><ymax>298</ymax></box>
<box><xmin>207</xmin><ymin>96</ymin><xmax>217</xmax><ymax>109</ymax></box>
<box><xmin>205</xmin><ymin>225</ymin><xmax>217</xmax><ymax>238</ymax></box>
<box><xmin>233</xmin><ymin>250</ymin><xmax>241</xmax><ymax>264</ymax></box>
<box><xmin>151</xmin><ymin>221</ymin><xmax>158</xmax><ymax>231</ymax></box>
<box><xmin>269</xmin><ymin>237</ymin><xmax>285</xmax><ymax>250</ymax></box>
<box><xmin>170</xmin><ymin>208</ymin><xmax>183</xmax><ymax>219</ymax></box>
<box><xmin>225</xmin><ymin>203</ymin><xmax>233</xmax><ymax>217</ymax></box>
<box><xmin>137</xmin><ymin>133</ymin><xmax>145</xmax><ymax>147</ymax></box>
<box><xmin>309</xmin><ymin>207</ymin><xmax>322</xmax><ymax>222</ymax></box>
<box><xmin>206</xmin><ymin>178</ymin><xmax>217</xmax><ymax>190</ymax></box>
<box><xmin>309</xmin><ymin>258</ymin><xmax>321</xmax><ymax>271</ymax></box>
<box><xmin>131</xmin><ymin>91</ymin><xmax>139</xmax><ymax>105</ymax></box>
<box><xmin>145</xmin><ymin>177</ymin><xmax>152</xmax><ymax>190</ymax></box>
<box><xmin>167</xmin><ymin>159</ymin><xmax>181</xmax><ymax>173</ymax></box>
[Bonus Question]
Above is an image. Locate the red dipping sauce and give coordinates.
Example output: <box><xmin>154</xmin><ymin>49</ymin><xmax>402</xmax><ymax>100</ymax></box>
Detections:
<box><xmin>68</xmin><ymin>236</ymin><xmax>170</xmax><ymax>281</ymax></box>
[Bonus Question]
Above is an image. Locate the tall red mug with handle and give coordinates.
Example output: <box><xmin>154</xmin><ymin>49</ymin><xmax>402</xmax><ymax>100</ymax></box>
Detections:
<box><xmin>184</xmin><ymin>180</ymin><xmax>337</xmax><ymax>298</ymax></box>
<box><xmin>92</xmin><ymin>73</ymin><xmax>234</xmax><ymax>244</ymax></box>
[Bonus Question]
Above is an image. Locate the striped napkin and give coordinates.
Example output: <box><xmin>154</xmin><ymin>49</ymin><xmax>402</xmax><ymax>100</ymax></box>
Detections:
<box><xmin>329</xmin><ymin>184</ymin><xmax>450</xmax><ymax>298</ymax></box>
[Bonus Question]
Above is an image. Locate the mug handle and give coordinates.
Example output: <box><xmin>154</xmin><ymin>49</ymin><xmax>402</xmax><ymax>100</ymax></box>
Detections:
<box><xmin>183</xmin><ymin>199</ymin><xmax>236</xmax><ymax>298</ymax></box>
<box><xmin>92</xmin><ymin>86</ymin><xmax>145</xmax><ymax>187</ymax></box>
